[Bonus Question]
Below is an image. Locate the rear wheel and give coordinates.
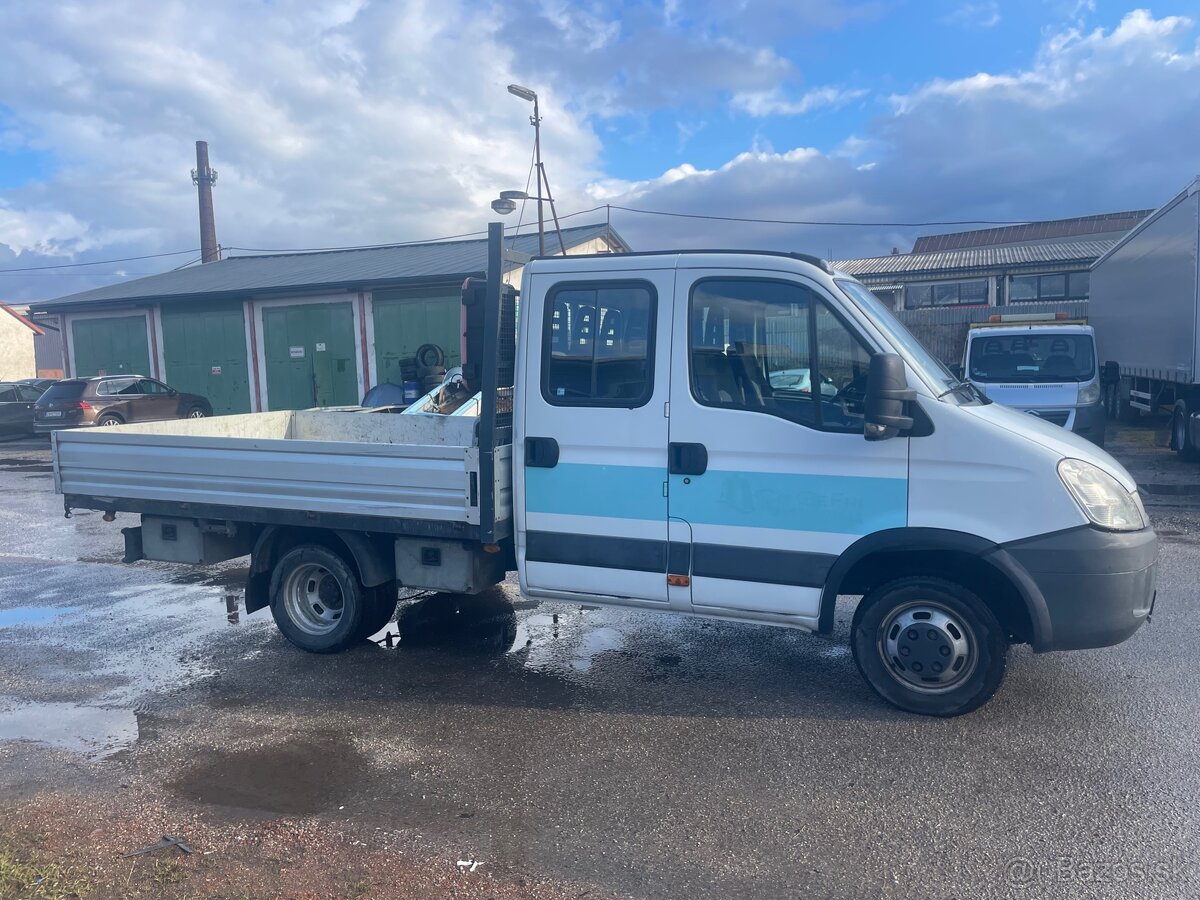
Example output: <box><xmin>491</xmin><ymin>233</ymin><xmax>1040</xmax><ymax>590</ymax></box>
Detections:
<box><xmin>96</xmin><ymin>414</ymin><xmax>122</xmax><ymax>427</ymax></box>
<box><xmin>851</xmin><ymin>577</ymin><xmax>1008</xmax><ymax>717</ymax></box>
<box><xmin>269</xmin><ymin>544</ymin><xmax>370</xmax><ymax>653</ymax></box>
<box><xmin>1171</xmin><ymin>401</ymin><xmax>1200</xmax><ymax>461</ymax></box>
<box><xmin>186</xmin><ymin>406</ymin><xmax>208</xmax><ymax>419</ymax></box>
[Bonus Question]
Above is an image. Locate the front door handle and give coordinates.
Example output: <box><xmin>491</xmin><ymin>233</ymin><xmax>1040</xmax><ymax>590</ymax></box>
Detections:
<box><xmin>525</xmin><ymin>436</ymin><xmax>560</xmax><ymax>468</ymax></box>
<box><xmin>669</xmin><ymin>442</ymin><xmax>708</xmax><ymax>476</ymax></box>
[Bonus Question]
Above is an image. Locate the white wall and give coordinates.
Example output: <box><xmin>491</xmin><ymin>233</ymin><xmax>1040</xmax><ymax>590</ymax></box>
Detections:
<box><xmin>0</xmin><ymin>311</ymin><xmax>37</xmax><ymax>379</ymax></box>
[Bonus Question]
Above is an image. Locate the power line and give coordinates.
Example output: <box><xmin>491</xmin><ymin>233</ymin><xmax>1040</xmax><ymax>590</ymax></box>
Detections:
<box><xmin>0</xmin><ymin>248</ymin><xmax>201</xmax><ymax>273</ymax></box>
<box><xmin>0</xmin><ymin>271</ymin><xmax>161</xmax><ymax>277</ymax></box>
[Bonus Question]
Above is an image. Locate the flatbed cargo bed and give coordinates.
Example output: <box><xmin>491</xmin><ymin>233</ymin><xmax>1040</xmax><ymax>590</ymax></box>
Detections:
<box><xmin>53</xmin><ymin>410</ymin><xmax>512</xmax><ymax>541</ymax></box>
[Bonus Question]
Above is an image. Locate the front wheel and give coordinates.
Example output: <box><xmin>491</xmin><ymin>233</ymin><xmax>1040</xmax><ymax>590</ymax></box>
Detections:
<box><xmin>186</xmin><ymin>406</ymin><xmax>208</xmax><ymax>419</ymax></box>
<box><xmin>269</xmin><ymin>545</ymin><xmax>371</xmax><ymax>653</ymax></box>
<box><xmin>851</xmin><ymin>577</ymin><xmax>1008</xmax><ymax>717</ymax></box>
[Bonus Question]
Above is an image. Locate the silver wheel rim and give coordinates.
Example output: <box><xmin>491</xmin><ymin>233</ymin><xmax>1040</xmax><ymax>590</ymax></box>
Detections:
<box><xmin>188</xmin><ymin>409</ymin><xmax>206</xmax><ymax>418</ymax></box>
<box><xmin>101</xmin><ymin>418</ymin><xmax>120</xmax><ymax>427</ymax></box>
<box><xmin>282</xmin><ymin>563</ymin><xmax>345</xmax><ymax>636</ymax></box>
<box><xmin>877</xmin><ymin>600</ymin><xmax>977</xmax><ymax>694</ymax></box>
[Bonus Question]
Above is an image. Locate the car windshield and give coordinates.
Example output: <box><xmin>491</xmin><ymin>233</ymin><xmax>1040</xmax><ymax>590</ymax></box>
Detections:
<box><xmin>968</xmin><ymin>333</ymin><xmax>1096</xmax><ymax>383</ymax></box>
<box><xmin>835</xmin><ymin>279</ymin><xmax>958</xmax><ymax>391</ymax></box>
<box><xmin>40</xmin><ymin>382</ymin><xmax>87</xmax><ymax>401</ymax></box>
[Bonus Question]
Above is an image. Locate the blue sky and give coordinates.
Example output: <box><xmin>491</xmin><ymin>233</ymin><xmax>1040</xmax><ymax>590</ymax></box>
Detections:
<box><xmin>0</xmin><ymin>0</ymin><xmax>1198</xmax><ymax>300</ymax></box>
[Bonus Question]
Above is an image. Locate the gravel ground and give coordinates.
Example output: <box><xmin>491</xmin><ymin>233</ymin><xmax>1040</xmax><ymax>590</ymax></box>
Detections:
<box><xmin>1</xmin><ymin>422</ymin><xmax>1198</xmax><ymax>899</ymax></box>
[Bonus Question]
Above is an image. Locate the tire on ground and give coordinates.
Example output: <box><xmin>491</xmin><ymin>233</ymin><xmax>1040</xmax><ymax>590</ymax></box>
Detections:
<box><xmin>268</xmin><ymin>544</ymin><xmax>371</xmax><ymax>653</ymax></box>
<box><xmin>1171</xmin><ymin>400</ymin><xmax>1200</xmax><ymax>461</ymax></box>
<box><xmin>851</xmin><ymin>576</ymin><xmax>1009</xmax><ymax>717</ymax></box>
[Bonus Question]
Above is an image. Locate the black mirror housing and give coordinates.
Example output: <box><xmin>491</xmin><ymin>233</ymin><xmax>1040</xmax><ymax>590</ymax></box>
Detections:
<box><xmin>864</xmin><ymin>352</ymin><xmax>915</xmax><ymax>441</ymax></box>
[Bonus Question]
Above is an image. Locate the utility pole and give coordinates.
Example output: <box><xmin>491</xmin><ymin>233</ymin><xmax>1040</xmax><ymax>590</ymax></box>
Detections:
<box><xmin>191</xmin><ymin>141</ymin><xmax>220</xmax><ymax>263</ymax></box>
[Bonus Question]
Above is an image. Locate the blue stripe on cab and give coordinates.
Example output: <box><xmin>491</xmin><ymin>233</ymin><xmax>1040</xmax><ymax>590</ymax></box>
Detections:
<box><xmin>526</xmin><ymin>462</ymin><xmax>908</xmax><ymax>535</ymax></box>
<box><xmin>672</xmin><ymin>470</ymin><xmax>907</xmax><ymax>535</ymax></box>
<box><xmin>525</xmin><ymin>463</ymin><xmax>667</xmax><ymax>521</ymax></box>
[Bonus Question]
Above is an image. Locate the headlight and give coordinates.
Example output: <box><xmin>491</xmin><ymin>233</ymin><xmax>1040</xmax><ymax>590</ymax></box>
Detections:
<box><xmin>1078</xmin><ymin>382</ymin><xmax>1100</xmax><ymax>405</ymax></box>
<box><xmin>1057</xmin><ymin>458</ymin><xmax>1144</xmax><ymax>531</ymax></box>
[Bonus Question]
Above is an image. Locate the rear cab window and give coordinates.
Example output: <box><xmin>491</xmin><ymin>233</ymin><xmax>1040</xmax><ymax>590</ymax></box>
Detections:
<box><xmin>542</xmin><ymin>281</ymin><xmax>656</xmax><ymax>407</ymax></box>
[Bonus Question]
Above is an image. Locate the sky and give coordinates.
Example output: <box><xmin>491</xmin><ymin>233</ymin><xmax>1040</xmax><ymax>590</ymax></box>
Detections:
<box><xmin>0</xmin><ymin>0</ymin><xmax>1198</xmax><ymax>303</ymax></box>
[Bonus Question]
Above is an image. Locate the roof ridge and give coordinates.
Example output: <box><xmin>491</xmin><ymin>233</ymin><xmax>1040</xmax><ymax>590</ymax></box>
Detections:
<box><xmin>224</xmin><ymin>221</ymin><xmax>610</xmax><ymax>262</ymax></box>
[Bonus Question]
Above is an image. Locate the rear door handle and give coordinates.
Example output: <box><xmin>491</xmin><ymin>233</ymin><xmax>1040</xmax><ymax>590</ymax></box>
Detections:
<box><xmin>525</xmin><ymin>436</ymin><xmax>560</xmax><ymax>468</ymax></box>
<box><xmin>669</xmin><ymin>442</ymin><xmax>708</xmax><ymax>476</ymax></box>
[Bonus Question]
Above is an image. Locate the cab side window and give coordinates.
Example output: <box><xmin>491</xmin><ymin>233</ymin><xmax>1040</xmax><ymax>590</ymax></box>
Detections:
<box><xmin>689</xmin><ymin>278</ymin><xmax>873</xmax><ymax>432</ymax></box>
<box><xmin>18</xmin><ymin>385</ymin><xmax>44</xmax><ymax>401</ymax></box>
<box><xmin>138</xmin><ymin>379</ymin><xmax>169</xmax><ymax>394</ymax></box>
<box><xmin>542</xmin><ymin>282</ymin><xmax>656</xmax><ymax>407</ymax></box>
<box><xmin>0</xmin><ymin>387</ymin><xmax>17</xmax><ymax>403</ymax></box>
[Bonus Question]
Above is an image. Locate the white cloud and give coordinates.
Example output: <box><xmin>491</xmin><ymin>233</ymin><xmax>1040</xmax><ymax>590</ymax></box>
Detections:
<box><xmin>942</xmin><ymin>2</ymin><xmax>1001</xmax><ymax>29</ymax></box>
<box><xmin>731</xmin><ymin>86</ymin><xmax>870</xmax><ymax>117</ymax></box>
<box><xmin>587</xmin><ymin>9</ymin><xmax>1200</xmax><ymax>259</ymax></box>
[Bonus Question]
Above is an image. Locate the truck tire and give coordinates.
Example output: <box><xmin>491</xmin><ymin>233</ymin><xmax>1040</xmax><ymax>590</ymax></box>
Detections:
<box><xmin>1171</xmin><ymin>401</ymin><xmax>1200</xmax><ymax>461</ymax></box>
<box><xmin>415</xmin><ymin>343</ymin><xmax>445</xmax><ymax>370</ymax></box>
<box><xmin>851</xmin><ymin>577</ymin><xmax>1008</xmax><ymax>717</ymax></box>
<box><xmin>269</xmin><ymin>544</ymin><xmax>372</xmax><ymax>653</ymax></box>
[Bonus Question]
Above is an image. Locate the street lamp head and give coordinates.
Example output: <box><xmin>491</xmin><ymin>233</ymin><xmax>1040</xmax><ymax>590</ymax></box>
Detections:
<box><xmin>499</xmin><ymin>190</ymin><xmax>531</xmax><ymax>201</ymax></box>
<box><xmin>491</xmin><ymin>197</ymin><xmax>517</xmax><ymax>215</ymax></box>
<box><xmin>507</xmin><ymin>83</ymin><xmax>537</xmax><ymax>102</ymax></box>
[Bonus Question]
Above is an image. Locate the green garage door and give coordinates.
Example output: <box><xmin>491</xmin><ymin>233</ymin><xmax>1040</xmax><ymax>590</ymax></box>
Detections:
<box><xmin>263</xmin><ymin>302</ymin><xmax>358</xmax><ymax>410</ymax></box>
<box><xmin>162</xmin><ymin>302</ymin><xmax>251</xmax><ymax>415</ymax></box>
<box><xmin>72</xmin><ymin>315</ymin><xmax>150</xmax><ymax>378</ymax></box>
<box><xmin>372</xmin><ymin>287</ymin><xmax>461</xmax><ymax>385</ymax></box>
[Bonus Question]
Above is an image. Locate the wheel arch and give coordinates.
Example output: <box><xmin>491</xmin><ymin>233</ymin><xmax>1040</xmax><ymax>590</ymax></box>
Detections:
<box><xmin>819</xmin><ymin>528</ymin><xmax>1052</xmax><ymax>649</ymax></box>
<box><xmin>245</xmin><ymin>525</ymin><xmax>395</xmax><ymax>613</ymax></box>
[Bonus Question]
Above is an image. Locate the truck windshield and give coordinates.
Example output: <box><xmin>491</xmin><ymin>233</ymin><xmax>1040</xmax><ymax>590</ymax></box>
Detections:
<box><xmin>968</xmin><ymin>333</ymin><xmax>1096</xmax><ymax>383</ymax></box>
<box><xmin>835</xmin><ymin>279</ymin><xmax>957</xmax><ymax>392</ymax></box>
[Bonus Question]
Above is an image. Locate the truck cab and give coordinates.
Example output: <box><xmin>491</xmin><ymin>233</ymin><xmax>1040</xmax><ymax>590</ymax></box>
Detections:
<box><xmin>963</xmin><ymin>317</ymin><xmax>1104</xmax><ymax>446</ymax></box>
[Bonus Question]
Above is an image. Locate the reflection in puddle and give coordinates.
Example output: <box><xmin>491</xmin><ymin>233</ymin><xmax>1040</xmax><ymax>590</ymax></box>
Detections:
<box><xmin>0</xmin><ymin>606</ymin><xmax>76</xmax><ymax>628</ymax></box>
<box><xmin>0</xmin><ymin>700</ymin><xmax>138</xmax><ymax>759</ymax></box>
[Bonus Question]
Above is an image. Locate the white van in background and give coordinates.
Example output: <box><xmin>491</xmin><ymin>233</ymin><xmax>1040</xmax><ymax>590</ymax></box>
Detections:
<box><xmin>963</xmin><ymin>315</ymin><xmax>1104</xmax><ymax>446</ymax></box>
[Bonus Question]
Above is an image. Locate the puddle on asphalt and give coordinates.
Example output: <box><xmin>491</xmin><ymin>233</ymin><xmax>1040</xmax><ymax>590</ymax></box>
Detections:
<box><xmin>171</xmin><ymin>734</ymin><xmax>367</xmax><ymax>815</ymax></box>
<box><xmin>0</xmin><ymin>606</ymin><xmax>76</xmax><ymax>628</ymax></box>
<box><xmin>0</xmin><ymin>700</ymin><xmax>138</xmax><ymax>759</ymax></box>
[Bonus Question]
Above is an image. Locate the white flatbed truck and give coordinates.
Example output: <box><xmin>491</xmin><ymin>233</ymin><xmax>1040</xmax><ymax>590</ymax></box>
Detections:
<box><xmin>53</xmin><ymin>225</ymin><xmax>1157</xmax><ymax>716</ymax></box>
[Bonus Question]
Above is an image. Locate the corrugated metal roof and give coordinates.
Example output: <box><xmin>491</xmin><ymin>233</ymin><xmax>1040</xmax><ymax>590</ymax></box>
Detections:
<box><xmin>30</xmin><ymin>223</ymin><xmax>625</xmax><ymax>311</ymax></box>
<box><xmin>831</xmin><ymin>239</ymin><xmax>1116</xmax><ymax>278</ymax></box>
<box><xmin>911</xmin><ymin>211</ymin><xmax>1150</xmax><ymax>253</ymax></box>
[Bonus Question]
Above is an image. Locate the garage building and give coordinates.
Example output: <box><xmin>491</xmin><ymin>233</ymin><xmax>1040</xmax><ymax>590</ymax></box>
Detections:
<box><xmin>27</xmin><ymin>224</ymin><xmax>627</xmax><ymax>414</ymax></box>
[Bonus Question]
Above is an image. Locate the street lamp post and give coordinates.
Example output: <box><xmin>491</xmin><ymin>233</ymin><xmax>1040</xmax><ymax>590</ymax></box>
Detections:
<box><xmin>493</xmin><ymin>83</ymin><xmax>566</xmax><ymax>256</ymax></box>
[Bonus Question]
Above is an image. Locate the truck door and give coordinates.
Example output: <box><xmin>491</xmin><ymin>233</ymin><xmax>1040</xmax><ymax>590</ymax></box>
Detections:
<box><xmin>518</xmin><ymin>269</ymin><xmax>674</xmax><ymax>605</ymax></box>
<box><xmin>667</xmin><ymin>272</ymin><xmax>909</xmax><ymax>623</ymax></box>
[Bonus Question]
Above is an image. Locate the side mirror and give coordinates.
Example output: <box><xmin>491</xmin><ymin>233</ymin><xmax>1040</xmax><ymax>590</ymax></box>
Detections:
<box><xmin>864</xmin><ymin>352</ymin><xmax>915</xmax><ymax>441</ymax></box>
<box><xmin>950</xmin><ymin>363</ymin><xmax>964</xmax><ymax>380</ymax></box>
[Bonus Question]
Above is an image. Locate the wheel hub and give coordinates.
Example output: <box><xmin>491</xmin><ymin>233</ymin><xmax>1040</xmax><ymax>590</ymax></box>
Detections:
<box><xmin>283</xmin><ymin>563</ymin><xmax>345</xmax><ymax>635</ymax></box>
<box><xmin>879</xmin><ymin>602</ymin><xmax>976</xmax><ymax>693</ymax></box>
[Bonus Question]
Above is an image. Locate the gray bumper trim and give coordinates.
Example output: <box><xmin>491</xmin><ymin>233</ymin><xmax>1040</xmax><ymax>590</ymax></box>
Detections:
<box><xmin>998</xmin><ymin>525</ymin><xmax>1157</xmax><ymax>652</ymax></box>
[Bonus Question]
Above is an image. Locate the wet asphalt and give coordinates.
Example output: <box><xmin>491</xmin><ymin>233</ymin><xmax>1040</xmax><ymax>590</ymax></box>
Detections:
<box><xmin>1</xmin><ymin>424</ymin><xmax>1200</xmax><ymax>899</ymax></box>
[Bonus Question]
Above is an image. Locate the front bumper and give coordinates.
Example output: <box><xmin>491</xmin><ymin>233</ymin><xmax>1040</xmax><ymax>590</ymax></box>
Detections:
<box><xmin>999</xmin><ymin>525</ymin><xmax>1157</xmax><ymax>651</ymax></box>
